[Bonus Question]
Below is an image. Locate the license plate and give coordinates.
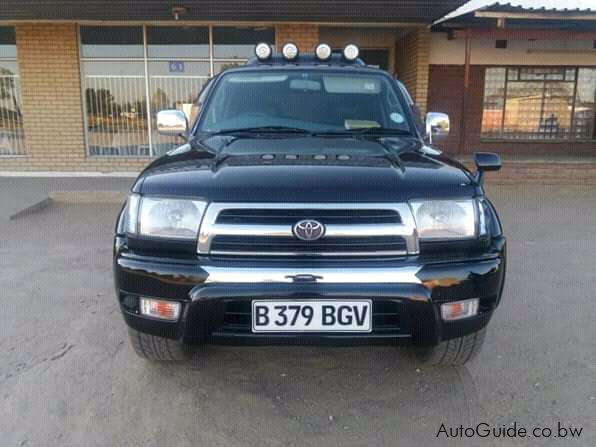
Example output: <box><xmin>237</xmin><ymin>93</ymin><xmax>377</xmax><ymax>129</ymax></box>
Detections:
<box><xmin>251</xmin><ymin>300</ymin><xmax>372</xmax><ymax>333</ymax></box>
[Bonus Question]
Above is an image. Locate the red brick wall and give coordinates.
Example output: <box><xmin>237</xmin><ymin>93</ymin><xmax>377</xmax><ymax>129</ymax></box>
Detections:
<box><xmin>0</xmin><ymin>23</ymin><xmax>150</xmax><ymax>172</ymax></box>
<box><xmin>395</xmin><ymin>28</ymin><xmax>430</xmax><ymax>114</ymax></box>
<box><xmin>428</xmin><ymin>64</ymin><xmax>596</xmax><ymax>156</ymax></box>
<box><xmin>276</xmin><ymin>24</ymin><xmax>319</xmax><ymax>51</ymax></box>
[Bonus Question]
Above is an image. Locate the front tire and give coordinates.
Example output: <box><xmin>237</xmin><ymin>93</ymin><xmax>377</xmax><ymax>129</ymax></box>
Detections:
<box><xmin>413</xmin><ymin>327</ymin><xmax>487</xmax><ymax>366</ymax></box>
<box><xmin>128</xmin><ymin>328</ymin><xmax>191</xmax><ymax>361</ymax></box>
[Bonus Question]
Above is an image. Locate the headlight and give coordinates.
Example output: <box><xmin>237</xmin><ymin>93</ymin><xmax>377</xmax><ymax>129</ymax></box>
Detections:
<box><xmin>410</xmin><ymin>200</ymin><xmax>476</xmax><ymax>240</ymax></box>
<box><xmin>125</xmin><ymin>194</ymin><xmax>207</xmax><ymax>240</ymax></box>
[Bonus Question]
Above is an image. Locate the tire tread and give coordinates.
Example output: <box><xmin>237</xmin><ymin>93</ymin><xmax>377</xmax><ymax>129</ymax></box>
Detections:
<box><xmin>128</xmin><ymin>328</ymin><xmax>189</xmax><ymax>361</ymax></box>
<box><xmin>414</xmin><ymin>327</ymin><xmax>487</xmax><ymax>366</ymax></box>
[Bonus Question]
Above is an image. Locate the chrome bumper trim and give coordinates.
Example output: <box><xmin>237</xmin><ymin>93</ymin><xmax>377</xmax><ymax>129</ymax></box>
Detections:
<box><xmin>203</xmin><ymin>266</ymin><xmax>422</xmax><ymax>284</ymax></box>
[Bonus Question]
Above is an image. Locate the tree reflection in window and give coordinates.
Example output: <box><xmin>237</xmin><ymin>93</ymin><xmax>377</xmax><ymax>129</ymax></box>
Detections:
<box><xmin>482</xmin><ymin>67</ymin><xmax>596</xmax><ymax>141</ymax></box>
<box><xmin>82</xmin><ymin>60</ymin><xmax>149</xmax><ymax>156</ymax></box>
<box><xmin>0</xmin><ymin>26</ymin><xmax>24</xmax><ymax>156</ymax></box>
<box><xmin>80</xmin><ymin>25</ymin><xmax>276</xmax><ymax>157</ymax></box>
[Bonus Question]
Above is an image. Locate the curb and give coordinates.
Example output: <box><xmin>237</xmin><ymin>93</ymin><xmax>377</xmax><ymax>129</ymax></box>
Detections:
<box><xmin>8</xmin><ymin>190</ymin><xmax>126</xmax><ymax>220</ymax></box>
<box><xmin>9</xmin><ymin>197</ymin><xmax>53</xmax><ymax>220</ymax></box>
<box><xmin>49</xmin><ymin>190</ymin><xmax>127</xmax><ymax>204</ymax></box>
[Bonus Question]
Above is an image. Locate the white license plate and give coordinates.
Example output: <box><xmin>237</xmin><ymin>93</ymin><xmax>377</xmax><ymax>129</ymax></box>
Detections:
<box><xmin>251</xmin><ymin>300</ymin><xmax>372</xmax><ymax>333</ymax></box>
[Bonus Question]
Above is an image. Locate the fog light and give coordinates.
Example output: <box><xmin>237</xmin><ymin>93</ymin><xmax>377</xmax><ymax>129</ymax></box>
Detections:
<box><xmin>282</xmin><ymin>42</ymin><xmax>299</xmax><ymax>61</ymax></box>
<box><xmin>315</xmin><ymin>43</ymin><xmax>332</xmax><ymax>61</ymax></box>
<box><xmin>122</xmin><ymin>294</ymin><xmax>138</xmax><ymax>312</ymax></box>
<box><xmin>254</xmin><ymin>42</ymin><xmax>272</xmax><ymax>60</ymax></box>
<box><xmin>342</xmin><ymin>43</ymin><xmax>359</xmax><ymax>61</ymax></box>
<box><xmin>140</xmin><ymin>297</ymin><xmax>181</xmax><ymax>321</ymax></box>
<box><xmin>441</xmin><ymin>298</ymin><xmax>479</xmax><ymax>321</ymax></box>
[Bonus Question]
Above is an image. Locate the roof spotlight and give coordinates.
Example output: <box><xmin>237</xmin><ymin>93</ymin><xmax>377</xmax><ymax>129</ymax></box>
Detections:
<box><xmin>342</xmin><ymin>44</ymin><xmax>360</xmax><ymax>62</ymax></box>
<box><xmin>315</xmin><ymin>43</ymin><xmax>332</xmax><ymax>61</ymax></box>
<box><xmin>281</xmin><ymin>42</ymin><xmax>299</xmax><ymax>61</ymax></box>
<box><xmin>254</xmin><ymin>42</ymin><xmax>273</xmax><ymax>61</ymax></box>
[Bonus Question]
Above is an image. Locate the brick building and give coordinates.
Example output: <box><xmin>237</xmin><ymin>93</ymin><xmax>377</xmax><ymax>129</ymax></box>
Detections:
<box><xmin>0</xmin><ymin>1</ymin><xmax>594</xmax><ymax>173</ymax></box>
<box><xmin>429</xmin><ymin>0</ymin><xmax>596</xmax><ymax>158</ymax></box>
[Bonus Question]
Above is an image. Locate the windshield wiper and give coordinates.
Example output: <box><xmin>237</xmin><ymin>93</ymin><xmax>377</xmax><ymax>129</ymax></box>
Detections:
<box><xmin>204</xmin><ymin>126</ymin><xmax>313</xmax><ymax>136</ymax></box>
<box><xmin>315</xmin><ymin>127</ymin><xmax>412</xmax><ymax>137</ymax></box>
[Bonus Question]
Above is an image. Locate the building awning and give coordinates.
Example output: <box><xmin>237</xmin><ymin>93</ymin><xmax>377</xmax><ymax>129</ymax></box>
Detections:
<box><xmin>0</xmin><ymin>1</ymin><xmax>467</xmax><ymax>24</ymax></box>
<box><xmin>433</xmin><ymin>1</ymin><xmax>596</xmax><ymax>41</ymax></box>
<box><xmin>436</xmin><ymin>0</ymin><xmax>596</xmax><ymax>24</ymax></box>
<box><xmin>433</xmin><ymin>0</ymin><xmax>596</xmax><ymax>31</ymax></box>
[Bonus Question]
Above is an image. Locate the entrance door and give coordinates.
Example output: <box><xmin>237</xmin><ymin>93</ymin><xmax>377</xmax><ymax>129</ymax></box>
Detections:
<box><xmin>359</xmin><ymin>49</ymin><xmax>389</xmax><ymax>70</ymax></box>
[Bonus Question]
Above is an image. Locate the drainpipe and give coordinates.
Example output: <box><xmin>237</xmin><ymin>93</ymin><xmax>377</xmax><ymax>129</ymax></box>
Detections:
<box><xmin>459</xmin><ymin>31</ymin><xmax>471</xmax><ymax>156</ymax></box>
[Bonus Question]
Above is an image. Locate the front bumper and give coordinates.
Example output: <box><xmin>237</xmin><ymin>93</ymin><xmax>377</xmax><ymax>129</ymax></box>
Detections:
<box><xmin>114</xmin><ymin>237</ymin><xmax>506</xmax><ymax>347</ymax></box>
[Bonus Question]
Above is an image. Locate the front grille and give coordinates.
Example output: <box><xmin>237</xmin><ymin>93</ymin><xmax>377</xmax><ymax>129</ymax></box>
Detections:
<box><xmin>198</xmin><ymin>203</ymin><xmax>419</xmax><ymax>258</ymax></box>
<box><xmin>216</xmin><ymin>208</ymin><xmax>401</xmax><ymax>225</ymax></box>
<box><xmin>210</xmin><ymin>235</ymin><xmax>407</xmax><ymax>257</ymax></box>
<box><xmin>218</xmin><ymin>299</ymin><xmax>403</xmax><ymax>334</ymax></box>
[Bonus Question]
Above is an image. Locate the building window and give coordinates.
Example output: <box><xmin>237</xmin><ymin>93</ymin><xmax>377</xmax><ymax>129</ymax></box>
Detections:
<box><xmin>0</xmin><ymin>26</ymin><xmax>24</xmax><ymax>156</ymax></box>
<box><xmin>80</xmin><ymin>25</ymin><xmax>274</xmax><ymax>157</ymax></box>
<box><xmin>147</xmin><ymin>26</ymin><xmax>211</xmax><ymax>156</ymax></box>
<box><xmin>481</xmin><ymin>67</ymin><xmax>596</xmax><ymax>141</ymax></box>
<box><xmin>81</xmin><ymin>26</ymin><xmax>148</xmax><ymax>156</ymax></box>
<box><xmin>80</xmin><ymin>26</ymin><xmax>144</xmax><ymax>58</ymax></box>
<box><xmin>213</xmin><ymin>27</ymin><xmax>275</xmax><ymax>60</ymax></box>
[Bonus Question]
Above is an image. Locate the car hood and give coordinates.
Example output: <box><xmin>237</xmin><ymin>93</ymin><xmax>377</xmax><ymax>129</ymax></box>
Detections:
<box><xmin>136</xmin><ymin>137</ymin><xmax>476</xmax><ymax>202</ymax></box>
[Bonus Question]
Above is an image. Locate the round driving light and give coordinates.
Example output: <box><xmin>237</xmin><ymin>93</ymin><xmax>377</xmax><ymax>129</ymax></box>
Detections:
<box><xmin>315</xmin><ymin>43</ymin><xmax>332</xmax><ymax>61</ymax></box>
<box><xmin>254</xmin><ymin>42</ymin><xmax>272</xmax><ymax>60</ymax></box>
<box><xmin>282</xmin><ymin>42</ymin><xmax>299</xmax><ymax>61</ymax></box>
<box><xmin>343</xmin><ymin>43</ymin><xmax>360</xmax><ymax>61</ymax></box>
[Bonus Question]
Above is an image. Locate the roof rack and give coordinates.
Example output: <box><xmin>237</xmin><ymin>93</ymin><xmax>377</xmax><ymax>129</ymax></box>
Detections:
<box><xmin>248</xmin><ymin>43</ymin><xmax>366</xmax><ymax>67</ymax></box>
<box><xmin>246</xmin><ymin>53</ymin><xmax>366</xmax><ymax>66</ymax></box>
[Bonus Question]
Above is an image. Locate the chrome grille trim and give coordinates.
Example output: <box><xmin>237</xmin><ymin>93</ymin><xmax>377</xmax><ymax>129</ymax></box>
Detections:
<box><xmin>209</xmin><ymin>250</ymin><xmax>408</xmax><ymax>257</ymax></box>
<box><xmin>197</xmin><ymin>203</ymin><xmax>419</xmax><ymax>256</ymax></box>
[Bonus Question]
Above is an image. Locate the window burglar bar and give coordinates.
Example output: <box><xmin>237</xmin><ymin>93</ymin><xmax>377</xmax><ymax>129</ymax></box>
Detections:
<box><xmin>149</xmin><ymin>75</ymin><xmax>210</xmax><ymax>157</ymax></box>
<box><xmin>80</xmin><ymin>25</ymin><xmax>275</xmax><ymax>157</ymax></box>
<box><xmin>0</xmin><ymin>73</ymin><xmax>24</xmax><ymax>156</ymax></box>
<box><xmin>84</xmin><ymin>75</ymin><xmax>150</xmax><ymax>157</ymax></box>
<box><xmin>481</xmin><ymin>67</ymin><xmax>596</xmax><ymax>141</ymax></box>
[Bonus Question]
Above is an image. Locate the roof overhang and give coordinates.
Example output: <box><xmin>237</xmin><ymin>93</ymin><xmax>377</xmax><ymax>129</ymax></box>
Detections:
<box><xmin>450</xmin><ymin>27</ymin><xmax>596</xmax><ymax>40</ymax></box>
<box><xmin>474</xmin><ymin>10</ymin><xmax>596</xmax><ymax>20</ymax></box>
<box><xmin>0</xmin><ymin>1</ymin><xmax>467</xmax><ymax>24</ymax></box>
<box><xmin>433</xmin><ymin>0</ymin><xmax>596</xmax><ymax>31</ymax></box>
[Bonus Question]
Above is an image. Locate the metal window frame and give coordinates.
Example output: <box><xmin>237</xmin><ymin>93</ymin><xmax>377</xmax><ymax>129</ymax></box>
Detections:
<box><xmin>0</xmin><ymin>26</ymin><xmax>25</xmax><ymax>157</ymax></box>
<box><xmin>481</xmin><ymin>65</ymin><xmax>596</xmax><ymax>142</ymax></box>
<box><xmin>79</xmin><ymin>23</ymin><xmax>275</xmax><ymax>158</ymax></box>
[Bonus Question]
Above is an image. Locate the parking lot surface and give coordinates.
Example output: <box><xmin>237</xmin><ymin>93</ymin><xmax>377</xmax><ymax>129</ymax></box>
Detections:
<box><xmin>0</xmin><ymin>184</ymin><xmax>594</xmax><ymax>446</ymax></box>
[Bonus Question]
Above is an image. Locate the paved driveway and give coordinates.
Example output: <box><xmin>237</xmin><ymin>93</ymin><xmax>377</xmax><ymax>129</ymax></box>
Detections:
<box><xmin>0</xmin><ymin>184</ymin><xmax>594</xmax><ymax>446</ymax></box>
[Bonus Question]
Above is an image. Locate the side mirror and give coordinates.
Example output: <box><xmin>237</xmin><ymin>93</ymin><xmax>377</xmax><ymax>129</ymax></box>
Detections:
<box><xmin>156</xmin><ymin>110</ymin><xmax>188</xmax><ymax>137</ymax></box>
<box><xmin>474</xmin><ymin>152</ymin><xmax>502</xmax><ymax>185</ymax></box>
<box><xmin>425</xmin><ymin>112</ymin><xmax>450</xmax><ymax>144</ymax></box>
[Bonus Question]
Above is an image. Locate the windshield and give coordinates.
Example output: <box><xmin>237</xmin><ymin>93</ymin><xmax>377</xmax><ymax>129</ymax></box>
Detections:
<box><xmin>197</xmin><ymin>70</ymin><xmax>413</xmax><ymax>134</ymax></box>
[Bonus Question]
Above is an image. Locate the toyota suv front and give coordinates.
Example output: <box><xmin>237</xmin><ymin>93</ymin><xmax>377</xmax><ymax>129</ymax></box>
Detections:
<box><xmin>113</xmin><ymin>44</ymin><xmax>506</xmax><ymax>366</ymax></box>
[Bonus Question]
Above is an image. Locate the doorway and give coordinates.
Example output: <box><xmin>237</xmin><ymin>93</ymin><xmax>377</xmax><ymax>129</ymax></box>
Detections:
<box><xmin>359</xmin><ymin>49</ymin><xmax>390</xmax><ymax>71</ymax></box>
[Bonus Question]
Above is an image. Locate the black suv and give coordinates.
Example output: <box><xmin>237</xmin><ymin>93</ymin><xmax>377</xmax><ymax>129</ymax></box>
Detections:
<box><xmin>114</xmin><ymin>44</ymin><xmax>506</xmax><ymax>366</ymax></box>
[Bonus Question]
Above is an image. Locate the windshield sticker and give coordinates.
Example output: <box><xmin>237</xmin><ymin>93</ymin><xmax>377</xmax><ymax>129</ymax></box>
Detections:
<box><xmin>390</xmin><ymin>112</ymin><xmax>405</xmax><ymax>124</ymax></box>
<box><xmin>345</xmin><ymin>120</ymin><xmax>381</xmax><ymax>130</ymax></box>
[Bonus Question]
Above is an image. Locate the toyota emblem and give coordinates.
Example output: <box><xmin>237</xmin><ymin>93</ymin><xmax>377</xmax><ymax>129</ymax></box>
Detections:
<box><xmin>293</xmin><ymin>219</ymin><xmax>325</xmax><ymax>241</ymax></box>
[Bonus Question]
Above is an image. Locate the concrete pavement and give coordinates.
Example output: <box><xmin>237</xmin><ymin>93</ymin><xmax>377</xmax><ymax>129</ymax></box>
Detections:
<box><xmin>0</xmin><ymin>184</ymin><xmax>594</xmax><ymax>446</ymax></box>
